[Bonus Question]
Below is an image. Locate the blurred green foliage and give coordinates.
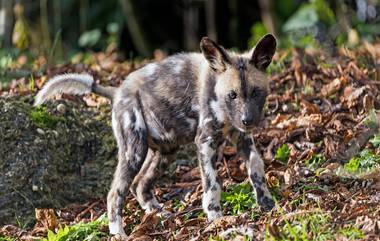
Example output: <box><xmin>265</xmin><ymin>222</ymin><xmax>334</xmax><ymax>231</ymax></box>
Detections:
<box><xmin>283</xmin><ymin>4</ymin><xmax>319</xmax><ymax>32</ymax></box>
<box><xmin>249</xmin><ymin>0</ymin><xmax>379</xmax><ymax>49</ymax></box>
<box><xmin>78</xmin><ymin>29</ymin><xmax>101</xmax><ymax>48</ymax></box>
<box><xmin>281</xmin><ymin>0</ymin><xmax>336</xmax><ymax>48</ymax></box>
<box><xmin>248</xmin><ymin>22</ymin><xmax>268</xmax><ymax>48</ymax></box>
<box><xmin>78</xmin><ymin>22</ymin><xmax>120</xmax><ymax>49</ymax></box>
<box><xmin>0</xmin><ymin>0</ymin><xmax>378</xmax><ymax>74</ymax></box>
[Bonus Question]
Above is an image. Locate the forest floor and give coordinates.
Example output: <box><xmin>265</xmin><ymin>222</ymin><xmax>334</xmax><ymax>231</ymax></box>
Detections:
<box><xmin>1</xmin><ymin>43</ymin><xmax>380</xmax><ymax>241</ymax></box>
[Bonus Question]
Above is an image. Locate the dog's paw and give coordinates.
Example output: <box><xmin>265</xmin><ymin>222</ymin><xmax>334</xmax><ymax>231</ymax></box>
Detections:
<box><xmin>109</xmin><ymin>216</ymin><xmax>126</xmax><ymax>236</ymax></box>
<box><xmin>258</xmin><ymin>196</ymin><xmax>275</xmax><ymax>212</ymax></box>
<box><xmin>207</xmin><ymin>210</ymin><xmax>223</xmax><ymax>222</ymax></box>
<box><xmin>110</xmin><ymin>233</ymin><xmax>128</xmax><ymax>241</ymax></box>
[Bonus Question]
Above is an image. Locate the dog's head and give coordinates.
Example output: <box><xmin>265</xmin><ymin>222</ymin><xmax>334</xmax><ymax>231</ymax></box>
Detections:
<box><xmin>200</xmin><ymin>34</ymin><xmax>276</xmax><ymax>132</ymax></box>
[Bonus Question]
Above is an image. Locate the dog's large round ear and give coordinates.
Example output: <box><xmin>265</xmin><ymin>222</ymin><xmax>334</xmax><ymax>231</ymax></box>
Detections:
<box><xmin>250</xmin><ymin>34</ymin><xmax>277</xmax><ymax>71</ymax></box>
<box><xmin>200</xmin><ymin>37</ymin><xmax>230</xmax><ymax>72</ymax></box>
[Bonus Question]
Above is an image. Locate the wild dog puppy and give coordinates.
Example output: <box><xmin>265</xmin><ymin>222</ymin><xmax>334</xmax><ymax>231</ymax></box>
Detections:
<box><xmin>34</xmin><ymin>34</ymin><xmax>277</xmax><ymax>236</ymax></box>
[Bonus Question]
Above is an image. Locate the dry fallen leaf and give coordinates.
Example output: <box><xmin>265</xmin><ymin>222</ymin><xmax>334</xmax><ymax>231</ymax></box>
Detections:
<box><xmin>321</xmin><ymin>78</ymin><xmax>343</xmax><ymax>97</ymax></box>
<box><xmin>276</xmin><ymin>114</ymin><xmax>322</xmax><ymax>129</ymax></box>
<box><xmin>127</xmin><ymin>212</ymin><xmax>160</xmax><ymax>241</ymax></box>
<box><xmin>35</xmin><ymin>208</ymin><xmax>59</xmax><ymax>231</ymax></box>
<box><xmin>204</xmin><ymin>216</ymin><xmax>241</xmax><ymax>233</ymax></box>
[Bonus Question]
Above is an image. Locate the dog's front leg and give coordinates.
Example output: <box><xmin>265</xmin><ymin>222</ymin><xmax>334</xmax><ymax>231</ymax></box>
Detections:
<box><xmin>195</xmin><ymin>127</ymin><xmax>223</xmax><ymax>221</ymax></box>
<box><xmin>238</xmin><ymin>134</ymin><xmax>275</xmax><ymax>211</ymax></box>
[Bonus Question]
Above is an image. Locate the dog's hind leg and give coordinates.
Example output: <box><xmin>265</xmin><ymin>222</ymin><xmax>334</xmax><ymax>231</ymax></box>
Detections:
<box><xmin>107</xmin><ymin>101</ymin><xmax>148</xmax><ymax>236</ymax></box>
<box><xmin>130</xmin><ymin>149</ymin><xmax>174</xmax><ymax>214</ymax></box>
<box><xmin>130</xmin><ymin>149</ymin><xmax>161</xmax><ymax>213</ymax></box>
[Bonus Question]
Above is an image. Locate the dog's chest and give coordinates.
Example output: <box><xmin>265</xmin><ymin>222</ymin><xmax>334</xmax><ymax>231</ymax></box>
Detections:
<box><xmin>222</xmin><ymin>125</ymin><xmax>241</xmax><ymax>149</ymax></box>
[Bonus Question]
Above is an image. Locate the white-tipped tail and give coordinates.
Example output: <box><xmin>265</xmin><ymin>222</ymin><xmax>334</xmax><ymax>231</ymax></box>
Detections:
<box><xmin>34</xmin><ymin>73</ymin><xmax>94</xmax><ymax>106</ymax></box>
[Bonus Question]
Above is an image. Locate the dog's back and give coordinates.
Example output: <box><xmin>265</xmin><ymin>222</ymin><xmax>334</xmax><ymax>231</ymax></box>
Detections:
<box><xmin>113</xmin><ymin>53</ymin><xmax>206</xmax><ymax>153</ymax></box>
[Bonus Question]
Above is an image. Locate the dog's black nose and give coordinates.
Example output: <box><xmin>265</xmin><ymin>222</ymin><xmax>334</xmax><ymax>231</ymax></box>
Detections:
<box><xmin>242</xmin><ymin>118</ymin><xmax>253</xmax><ymax>126</ymax></box>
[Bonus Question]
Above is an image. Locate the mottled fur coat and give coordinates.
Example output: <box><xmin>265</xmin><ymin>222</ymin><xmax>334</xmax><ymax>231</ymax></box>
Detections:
<box><xmin>35</xmin><ymin>34</ymin><xmax>277</xmax><ymax>236</ymax></box>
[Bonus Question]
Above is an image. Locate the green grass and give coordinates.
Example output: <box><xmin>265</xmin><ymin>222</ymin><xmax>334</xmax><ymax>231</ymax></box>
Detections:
<box><xmin>275</xmin><ymin>144</ymin><xmax>290</xmax><ymax>163</ymax></box>
<box><xmin>0</xmin><ymin>236</ymin><xmax>14</xmax><ymax>241</ymax></box>
<box><xmin>338</xmin><ymin>227</ymin><xmax>365</xmax><ymax>239</ymax></box>
<box><xmin>221</xmin><ymin>183</ymin><xmax>256</xmax><ymax>216</ymax></box>
<box><xmin>30</xmin><ymin>107</ymin><xmax>64</xmax><ymax>129</ymax></box>
<box><xmin>173</xmin><ymin>198</ymin><xmax>186</xmax><ymax>212</ymax></box>
<box><xmin>0</xmin><ymin>54</ymin><xmax>14</xmax><ymax>70</ymax></box>
<box><xmin>266</xmin><ymin>50</ymin><xmax>291</xmax><ymax>75</ymax></box>
<box><xmin>305</xmin><ymin>153</ymin><xmax>326</xmax><ymax>171</ymax></box>
<box><xmin>302</xmin><ymin>82</ymin><xmax>315</xmax><ymax>96</ymax></box>
<box><xmin>363</xmin><ymin>109</ymin><xmax>378</xmax><ymax>130</ymax></box>
<box><xmin>369</xmin><ymin>133</ymin><xmax>380</xmax><ymax>147</ymax></box>
<box><xmin>344</xmin><ymin>149</ymin><xmax>380</xmax><ymax>174</ymax></box>
<box><xmin>43</xmin><ymin>213</ymin><xmax>108</xmax><ymax>241</ymax></box>
<box><xmin>266</xmin><ymin>208</ymin><xmax>364</xmax><ymax>241</ymax></box>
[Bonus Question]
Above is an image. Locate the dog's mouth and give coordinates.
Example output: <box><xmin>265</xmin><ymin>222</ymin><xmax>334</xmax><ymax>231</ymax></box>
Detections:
<box><xmin>235</xmin><ymin>119</ymin><xmax>262</xmax><ymax>132</ymax></box>
<box><xmin>243</xmin><ymin>126</ymin><xmax>255</xmax><ymax>132</ymax></box>
<box><xmin>236</xmin><ymin>125</ymin><xmax>255</xmax><ymax>133</ymax></box>
<box><xmin>245</xmin><ymin>125</ymin><xmax>255</xmax><ymax>130</ymax></box>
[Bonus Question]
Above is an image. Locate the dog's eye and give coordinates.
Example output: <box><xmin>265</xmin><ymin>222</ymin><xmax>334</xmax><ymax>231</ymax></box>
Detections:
<box><xmin>228</xmin><ymin>91</ymin><xmax>237</xmax><ymax>99</ymax></box>
<box><xmin>251</xmin><ymin>87</ymin><xmax>262</xmax><ymax>99</ymax></box>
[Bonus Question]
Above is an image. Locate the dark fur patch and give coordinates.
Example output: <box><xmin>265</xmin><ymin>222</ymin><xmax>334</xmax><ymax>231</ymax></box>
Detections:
<box><xmin>237</xmin><ymin>57</ymin><xmax>248</xmax><ymax>98</ymax></box>
<box><xmin>255</xmin><ymin>186</ymin><xmax>264</xmax><ymax>199</ymax></box>
<box><xmin>258</xmin><ymin>196</ymin><xmax>275</xmax><ymax>211</ymax></box>
<box><xmin>250</xmin><ymin>173</ymin><xmax>265</xmax><ymax>186</ymax></box>
<box><xmin>238</xmin><ymin>135</ymin><xmax>252</xmax><ymax>159</ymax></box>
<box><xmin>208</xmin><ymin>203</ymin><xmax>221</xmax><ymax>212</ymax></box>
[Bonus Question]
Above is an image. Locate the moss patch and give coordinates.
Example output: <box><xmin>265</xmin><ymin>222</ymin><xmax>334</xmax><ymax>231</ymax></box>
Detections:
<box><xmin>0</xmin><ymin>96</ymin><xmax>117</xmax><ymax>226</ymax></box>
<box><xmin>29</xmin><ymin>107</ymin><xmax>64</xmax><ymax>129</ymax></box>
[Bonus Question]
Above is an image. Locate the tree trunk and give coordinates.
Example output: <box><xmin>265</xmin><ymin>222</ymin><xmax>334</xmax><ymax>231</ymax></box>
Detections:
<box><xmin>79</xmin><ymin>0</ymin><xmax>88</xmax><ymax>33</ymax></box>
<box><xmin>0</xmin><ymin>0</ymin><xmax>14</xmax><ymax>48</ymax></box>
<box><xmin>258</xmin><ymin>0</ymin><xmax>277</xmax><ymax>35</ymax></box>
<box><xmin>205</xmin><ymin>0</ymin><xmax>217</xmax><ymax>41</ymax></box>
<box><xmin>183</xmin><ymin>0</ymin><xmax>199</xmax><ymax>51</ymax></box>
<box><xmin>119</xmin><ymin>0</ymin><xmax>151</xmax><ymax>57</ymax></box>
<box><xmin>40</xmin><ymin>0</ymin><xmax>51</xmax><ymax>52</ymax></box>
<box><xmin>51</xmin><ymin>0</ymin><xmax>63</xmax><ymax>61</ymax></box>
<box><xmin>228</xmin><ymin>0</ymin><xmax>238</xmax><ymax>47</ymax></box>
<box><xmin>53</xmin><ymin>0</ymin><xmax>61</xmax><ymax>34</ymax></box>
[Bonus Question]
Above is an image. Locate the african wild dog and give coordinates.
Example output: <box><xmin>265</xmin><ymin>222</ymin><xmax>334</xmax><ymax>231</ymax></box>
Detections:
<box><xmin>34</xmin><ymin>34</ymin><xmax>277</xmax><ymax>236</ymax></box>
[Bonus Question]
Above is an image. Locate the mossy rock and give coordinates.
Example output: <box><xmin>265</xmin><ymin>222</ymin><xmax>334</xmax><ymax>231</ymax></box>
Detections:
<box><xmin>0</xmin><ymin>96</ymin><xmax>117</xmax><ymax>226</ymax></box>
